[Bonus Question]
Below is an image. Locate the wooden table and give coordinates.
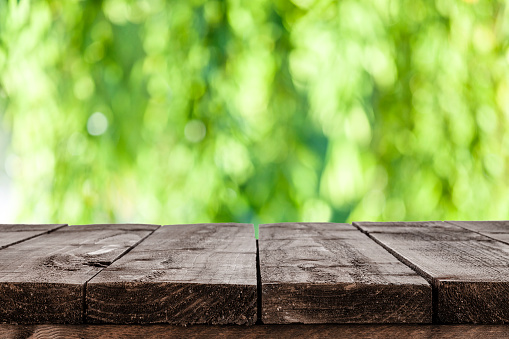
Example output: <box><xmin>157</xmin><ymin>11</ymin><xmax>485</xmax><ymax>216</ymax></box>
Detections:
<box><xmin>2</xmin><ymin>221</ymin><xmax>509</xmax><ymax>337</ymax></box>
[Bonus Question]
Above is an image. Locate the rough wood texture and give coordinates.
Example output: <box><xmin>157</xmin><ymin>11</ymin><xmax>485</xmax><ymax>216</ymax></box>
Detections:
<box><xmin>354</xmin><ymin>221</ymin><xmax>509</xmax><ymax>324</ymax></box>
<box><xmin>447</xmin><ymin>220</ymin><xmax>509</xmax><ymax>244</ymax></box>
<box><xmin>259</xmin><ymin>222</ymin><xmax>431</xmax><ymax>324</ymax></box>
<box><xmin>0</xmin><ymin>224</ymin><xmax>66</xmax><ymax>250</ymax></box>
<box><xmin>0</xmin><ymin>224</ymin><xmax>158</xmax><ymax>324</ymax></box>
<box><xmin>86</xmin><ymin>223</ymin><xmax>257</xmax><ymax>325</ymax></box>
<box><xmin>2</xmin><ymin>324</ymin><xmax>509</xmax><ymax>339</ymax></box>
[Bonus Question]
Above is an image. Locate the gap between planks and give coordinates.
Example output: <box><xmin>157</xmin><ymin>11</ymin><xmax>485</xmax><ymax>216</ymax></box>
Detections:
<box><xmin>0</xmin><ymin>224</ymin><xmax>160</xmax><ymax>323</ymax></box>
<box><xmin>352</xmin><ymin>222</ymin><xmax>441</xmax><ymax>323</ymax></box>
<box><xmin>256</xmin><ymin>240</ymin><xmax>262</xmax><ymax>325</ymax></box>
<box><xmin>81</xmin><ymin>225</ymin><xmax>162</xmax><ymax>324</ymax></box>
<box><xmin>353</xmin><ymin>221</ymin><xmax>509</xmax><ymax>324</ymax></box>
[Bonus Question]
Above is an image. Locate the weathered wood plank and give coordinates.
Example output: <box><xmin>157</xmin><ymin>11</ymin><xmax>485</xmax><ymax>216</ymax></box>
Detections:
<box><xmin>446</xmin><ymin>220</ymin><xmax>509</xmax><ymax>244</ymax></box>
<box><xmin>354</xmin><ymin>221</ymin><xmax>509</xmax><ymax>324</ymax></box>
<box><xmin>86</xmin><ymin>223</ymin><xmax>257</xmax><ymax>325</ymax></box>
<box><xmin>259</xmin><ymin>222</ymin><xmax>432</xmax><ymax>324</ymax></box>
<box><xmin>2</xmin><ymin>324</ymin><xmax>509</xmax><ymax>339</ymax></box>
<box><xmin>0</xmin><ymin>224</ymin><xmax>66</xmax><ymax>250</ymax></box>
<box><xmin>0</xmin><ymin>224</ymin><xmax>158</xmax><ymax>324</ymax></box>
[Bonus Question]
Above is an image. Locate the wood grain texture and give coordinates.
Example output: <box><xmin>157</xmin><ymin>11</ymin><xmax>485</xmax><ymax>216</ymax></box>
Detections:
<box><xmin>0</xmin><ymin>224</ymin><xmax>158</xmax><ymax>324</ymax></box>
<box><xmin>446</xmin><ymin>220</ymin><xmax>509</xmax><ymax>244</ymax></box>
<box><xmin>354</xmin><ymin>221</ymin><xmax>509</xmax><ymax>324</ymax></box>
<box><xmin>0</xmin><ymin>224</ymin><xmax>66</xmax><ymax>250</ymax></box>
<box><xmin>86</xmin><ymin>223</ymin><xmax>257</xmax><ymax>325</ymax></box>
<box><xmin>259</xmin><ymin>223</ymin><xmax>431</xmax><ymax>324</ymax></box>
<box><xmin>2</xmin><ymin>324</ymin><xmax>509</xmax><ymax>339</ymax></box>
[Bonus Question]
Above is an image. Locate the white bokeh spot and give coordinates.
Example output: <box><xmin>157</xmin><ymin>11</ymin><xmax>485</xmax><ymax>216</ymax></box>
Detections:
<box><xmin>87</xmin><ymin>112</ymin><xmax>108</xmax><ymax>136</ymax></box>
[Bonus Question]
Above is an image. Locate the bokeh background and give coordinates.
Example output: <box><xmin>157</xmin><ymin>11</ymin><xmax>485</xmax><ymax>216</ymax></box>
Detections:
<box><xmin>0</xmin><ymin>0</ymin><xmax>508</xmax><ymax>225</ymax></box>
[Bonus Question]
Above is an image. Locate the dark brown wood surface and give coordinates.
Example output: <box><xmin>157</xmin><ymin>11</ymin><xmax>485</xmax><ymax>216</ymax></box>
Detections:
<box><xmin>0</xmin><ymin>224</ymin><xmax>66</xmax><ymax>250</ymax></box>
<box><xmin>447</xmin><ymin>220</ymin><xmax>509</xmax><ymax>244</ymax></box>
<box><xmin>259</xmin><ymin>222</ymin><xmax>432</xmax><ymax>324</ymax></box>
<box><xmin>2</xmin><ymin>324</ymin><xmax>509</xmax><ymax>339</ymax></box>
<box><xmin>0</xmin><ymin>224</ymin><xmax>158</xmax><ymax>324</ymax></box>
<box><xmin>354</xmin><ymin>221</ymin><xmax>509</xmax><ymax>324</ymax></box>
<box><xmin>86</xmin><ymin>223</ymin><xmax>257</xmax><ymax>325</ymax></box>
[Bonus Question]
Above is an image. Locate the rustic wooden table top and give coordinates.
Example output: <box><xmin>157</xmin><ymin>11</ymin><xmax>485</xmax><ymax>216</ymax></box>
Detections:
<box><xmin>2</xmin><ymin>221</ymin><xmax>509</xmax><ymax>337</ymax></box>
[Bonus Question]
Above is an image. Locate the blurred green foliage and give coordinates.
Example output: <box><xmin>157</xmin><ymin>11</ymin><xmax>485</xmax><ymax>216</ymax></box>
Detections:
<box><xmin>0</xmin><ymin>0</ymin><xmax>508</xmax><ymax>225</ymax></box>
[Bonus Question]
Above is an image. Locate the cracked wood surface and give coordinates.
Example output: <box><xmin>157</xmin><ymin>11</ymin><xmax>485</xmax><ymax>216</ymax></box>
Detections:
<box><xmin>0</xmin><ymin>224</ymin><xmax>158</xmax><ymax>324</ymax></box>
<box><xmin>259</xmin><ymin>223</ymin><xmax>432</xmax><ymax>324</ymax></box>
<box><xmin>86</xmin><ymin>223</ymin><xmax>257</xmax><ymax>325</ymax></box>
<box><xmin>354</xmin><ymin>221</ymin><xmax>509</xmax><ymax>324</ymax></box>
<box><xmin>0</xmin><ymin>224</ymin><xmax>66</xmax><ymax>250</ymax></box>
